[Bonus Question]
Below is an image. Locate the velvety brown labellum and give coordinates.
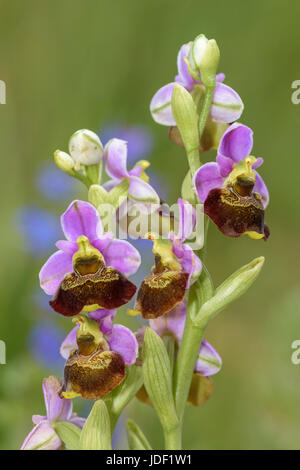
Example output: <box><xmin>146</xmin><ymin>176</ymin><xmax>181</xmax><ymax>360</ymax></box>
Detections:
<box><xmin>62</xmin><ymin>348</ymin><xmax>125</xmax><ymax>399</ymax></box>
<box><xmin>135</xmin><ymin>270</ymin><xmax>189</xmax><ymax>319</ymax></box>
<box><xmin>204</xmin><ymin>186</ymin><xmax>270</xmax><ymax>239</ymax></box>
<box><xmin>49</xmin><ymin>267</ymin><xmax>136</xmax><ymax>316</ymax></box>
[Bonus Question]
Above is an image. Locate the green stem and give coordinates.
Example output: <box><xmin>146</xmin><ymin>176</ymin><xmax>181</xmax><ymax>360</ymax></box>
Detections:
<box><xmin>164</xmin><ymin>425</ymin><xmax>182</xmax><ymax>450</ymax></box>
<box><xmin>198</xmin><ymin>82</ymin><xmax>215</xmax><ymax>140</ymax></box>
<box><xmin>173</xmin><ymin>268</ymin><xmax>213</xmax><ymax>421</ymax></box>
<box><xmin>186</xmin><ymin>147</ymin><xmax>201</xmax><ymax>177</ymax></box>
<box><xmin>173</xmin><ymin>315</ymin><xmax>207</xmax><ymax>420</ymax></box>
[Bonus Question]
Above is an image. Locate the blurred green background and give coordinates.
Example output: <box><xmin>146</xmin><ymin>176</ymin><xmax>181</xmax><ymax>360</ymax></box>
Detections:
<box><xmin>1</xmin><ymin>0</ymin><xmax>300</xmax><ymax>450</ymax></box>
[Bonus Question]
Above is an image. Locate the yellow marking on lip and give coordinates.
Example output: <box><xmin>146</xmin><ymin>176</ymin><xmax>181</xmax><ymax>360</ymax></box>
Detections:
<box><xmin>61</xmin><ymin>391</ymin><xmax>81</xmax><ymax>399</ymax></box>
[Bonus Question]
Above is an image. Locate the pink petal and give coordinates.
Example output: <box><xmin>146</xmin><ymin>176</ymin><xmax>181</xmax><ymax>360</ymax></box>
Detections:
<box><xmin>193</xmin><ymin>162</ymin><xmax>223</xmax><ymax>203</ymax></box>
<box><xmin>101</xmin><ymin>238</ymin><xmax>141</xmax><ymax>276</ymax></box>
<box><xmin>218</xmin><ymin>123</ymin><xmax>253</xmax><ymax>163</ymax></box>
<box><xmin>150</xmin><ymin>83</ymin><xmax>176</xmax><ymax>126</ymax></box>
<box><xmin>21</xmin><ymin>421</ymin><xmax>61</xmax><ymax>450</ymax></box>
<box><xmin>211</xmin><ymin>83</ymin><xmax>244</xmax><ymax>123</ymax></box>
<box><xmin>69</xmin><ymin>414</ymin><xmax>86</xmax><ymax>429</ymax></box>
<box><xmin>60</xmin><ymin>326</ymin><xmax>78</xmax><ymax>360</ymax></box>
<box><xmin>61</xmin><ymin>200</ymin><xmax>103</xmax><ymax>242</ymax></box>
<box><xmin>216</xmin><ymin>72</ymin><xmax>225</xmax><ymax>83</ymax></box>
<box><xmin>39</xmin><ymin>250</ymin><xmax>73</xmax><ymax>295</ymax></box>
<box><xmin>107</xmin><ymin>324</ymin><xmax>138</xmax><ymax>365</ymax></box>
<box><xmin>254</xmin><ymin>171</ymin><xmax>269</xmax><ymax>208</ymax></box>
<box><xmin>55</xmin><ymin>240</ymin><xmax>78</xmax><ymax>255</ymax></box>
<box><xmin>176</xmin><ymin>198</ymin><xmax>196</xmax><ymax>241</ymax></box>
<box><xmin>43</xmin><ymin>376</ymin><xmax>73</xmax><ymax>423</ymax></box>
<box><xmin>176</xmin><ymin>43</ymin><xmax>194</xmax><ymax>90</ymax></box>
<box><xmin>150</xmin><ymin>301</ymin><xmax>187</xmax><ymax>344</ymax></box>
<box><xmin>216</xmin><ymin>155</ymin><xmax>233</xmax><ymax>177</ymax></box>
<box><xmin>104</xmin><ymin>138</ymin><xmax>129</xmax><ymax>180</ymax></box>
<box><xmin>129</xmin><ymin>176</ymin><xmax>160</xmax><ymax>205</ymax></box>
<box><xmin>88</xmin><ymin>308</ymin><xmax>116</xmax><ymax>322</ymax></box>
<box><xmin>172</xmin><ymin>242</ymin><xmax>202</xmax><ymax>287</ymax></box>
<box><xmin>32</xmin><ymin>415</ymin><xmax>46</xmax><ymax>425</ymax></box>
<box><xmin>195</xmin><ymin>339</ymin><xmax>222</xmax><ymax>376</ymax></box>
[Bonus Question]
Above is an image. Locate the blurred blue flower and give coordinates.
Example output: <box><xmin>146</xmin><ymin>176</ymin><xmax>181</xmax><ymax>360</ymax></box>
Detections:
<box><xmin>16</xmin><ymin>206</ymin><xmax>62</xmax><ymax>257</ymax></box>
<box><xmin>33</xmin><ymin>289</ymin><xmax>53</xmax><ymax>314</ymax></box>
<box><xmin>29</xmin><ymin>321</ymin><xmax>65</xmax><ymax>370</ymax></box>
<box><xmin>100</xmin><ymin>123</ymin><xmax>153</xmax><ymax>164</ymax></box>
<box><xmin>36</xmin><ymin>162</ymin><xmax>77</xmax><ymax>202</ymax></box>
<box><xmin>147</xmin><ymin>169</ymin><xmax>169</xmax><ymax>202</ymax></box>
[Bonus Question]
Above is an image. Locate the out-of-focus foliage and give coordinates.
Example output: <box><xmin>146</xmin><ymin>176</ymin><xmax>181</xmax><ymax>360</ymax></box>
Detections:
<box><xmin>0</xmin><ymin>0</ymin><xmax>300</xmax><ymax>450</ymax></box>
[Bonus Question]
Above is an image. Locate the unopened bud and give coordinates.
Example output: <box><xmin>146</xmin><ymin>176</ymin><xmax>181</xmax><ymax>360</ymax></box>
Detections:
<box><xmin>189</xmin><ymin>34</ymin><xmax>220</xmax><ymax>87</ymax></box>
<box><xmin>192</xmin><ymin>256</ymin><xmax>265</xmax><ymax>325</ymax></box>
<box><xmin>54</xmin><ymin>150</ymin><xmax>74</xmax><ymax>174</ymax></box>
<box><xmin>69</xmin><ymin>129</ymin><xmax>104</xmax><ymax>170</ymax></box>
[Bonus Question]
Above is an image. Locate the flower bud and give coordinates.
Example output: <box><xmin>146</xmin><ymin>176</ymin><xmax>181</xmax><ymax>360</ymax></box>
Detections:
<box><xmin>189</xmin><ymin>34</ymin><xmax>220</xmax><ymax>86</ymax></box>
<box><xmin>69</xmin><ymin>129</ymin><xmax>104</xmax><ymax>170</ymax></box>
<box><xmin>192</xmin><ymin>257</ymin><xmax>265</xmax><ymax>326</ymax></box>
<box><xmin>54</xmin><ymin>149</ymin><xmax>74</xmax><ymax>174</ymax></box>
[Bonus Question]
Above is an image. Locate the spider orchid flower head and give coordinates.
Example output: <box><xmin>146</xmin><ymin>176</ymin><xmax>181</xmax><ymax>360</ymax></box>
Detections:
<box><xmin>150</xmin><ymin>39</ymin><xmax>243</xmax><ymax>127</ymax></box>
<box><xmin>21</xmin><ymin>376</ymin><xmax>85</xmax><ymax>450</ymax></box>
<box><xmin>60</xmin><ymin>314</ymin><xmax>138</xmax><ymax>400</ymax></box>
<box><xmin>39</xmin><ymin>200</ymin><xmax>140</xmax><ymax>316</ymax></box>
<box><xmin>104</xmin><ymin>138</ymin><xmax>160</xmax><ymax>209</ymax></box>
<box><xmin>132</xmin><ymin>199</ymin><xmax>202</xmax><ymax>319</ymax></box>
<box><xmin>193</xmin><ymin>123</ymin><xmax>270</xmax><ymax>240</ymax></box>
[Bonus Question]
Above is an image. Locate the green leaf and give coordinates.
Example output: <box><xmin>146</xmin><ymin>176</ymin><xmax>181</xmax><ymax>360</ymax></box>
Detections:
<box><xmin>142</xmin><ymin>328</ymin><xmax>179</xmax><ymax>432</ymax></box>
<box><xmin>126</xmin><ymin>419</ymin><xmax>152</xmax><ymax>450</ymax></box>
<box><xmin>192</xmin><ymin>256</ymin><xmax>265</xmax><ymax>326</ymax></box>
<box><xmin>54</xmin><ymin>421</ymin><xmax>81</xmax><ymax>450</ymax></box>
<box><xmin>163</xmin><ymin>335</ymin><xmax>176</xmax><ymax>373</ymax></box>
<box><xmin>80</xmin><ymin>400</ymin><xmax>111</xmax><ymax>450</ymax></box>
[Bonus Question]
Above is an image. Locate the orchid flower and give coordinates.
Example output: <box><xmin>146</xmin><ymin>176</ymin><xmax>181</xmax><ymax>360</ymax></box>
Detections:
<box><xmin>39</xmin><ymin>200</ymin><xmax>140</xmax><ymax>315</ymax></box>
<box><xmin>59</xmin><ymin>314</ymin><xmax>138</xmax><ymax>399</ymax></box>
<box><xmin>21</xmin><ymin>376</ymin><xmax>85</xmax><ymax>450</ymax></box>
<box><xmin>193</xmin><ymin>123</ymin><xmax>270</xmax><ymax>239</ymax></box>
<box><xmin>134</xmin><ymin>199</ymin><xmax>202</xmax><ymax>319</ymax></box>
<box><xmin>150</xmin><ymin>42</ymin><xmax>243</xmax><ymax>126</ymax></box>
<box><xmin>104</xmin><ymin>138</ymin><xmax>159</xmax><ymax>206</ymax></box>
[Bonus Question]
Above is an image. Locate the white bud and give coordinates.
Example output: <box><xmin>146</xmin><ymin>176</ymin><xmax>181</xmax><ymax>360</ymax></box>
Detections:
<box><xmin>54</xmin><ymin>150</ymin><xmax>74</xmax><ymax>174</ymax></box>
<box><xmin>189</xmin><ymin>34</ymin><xmax>220</xmax><ymax>86</ymax></box>
<box><xmin>189</xmin><ymin>34</ymin><xmax>209</xmax><ymax>70</ymax></box>
<box><xmin>69</xmin><ymin>129</ymin><xmax>104</xmax><ymax>169</ymax></box>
